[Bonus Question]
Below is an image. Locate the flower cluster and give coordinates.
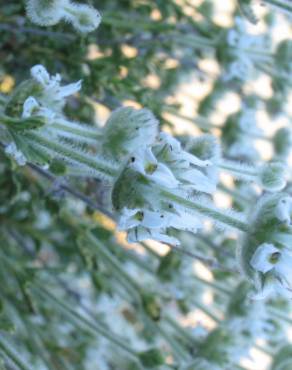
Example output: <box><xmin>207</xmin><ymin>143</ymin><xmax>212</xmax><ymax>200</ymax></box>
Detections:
<box><xmin>222</xmin><ymin>17</ymin><xmax>269</xmax><ymax>82</ymax></box>
<box><xmin>112</xmin><ymin>131</ymin><xmax>218</xmax><ymax>245</ymax></box>
<box><xmin>239</xmin><ymin>194</ymin><xmax>292</xmax><ymax>299</ymax></box>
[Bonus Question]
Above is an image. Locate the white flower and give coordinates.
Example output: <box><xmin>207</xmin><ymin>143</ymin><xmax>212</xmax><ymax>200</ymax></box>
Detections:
<box><xmin>167</xmin><ymin>208</ymin><xmax>203</xmax><ymax>232</ymax></box>
<box><xmin>5</xmin><ymin>143</ymin><xmax>27</xmax><ymax>166</ymax></box>
<box><xmin>22</xmin><ymin>96</ymin><xmax>55</xmax><ymax>122</ymax></box>
<box><xmin>22</xmin><ymin>96</ymin><xmax>40</xmax><ymax>118</ymax></box>
<box><xmin>178</xmin><ymin>168</ymin><xmax>216</xmax><ymax>194</ymax></box>
<box><xmin>251</xmin><ymin>243</ymin><xmax>292</xmax><ymax>296</ymax></box>
<box><xmin>30</xmin><ymin>65</ymin><xmax>82</xmax><ymax>110</ymax></box>
<box><xmin>31</xmin><ymin>65</ymin><xmax>51</xmax><ymax>86</ymax></box>
<box><xmin>129</xmin><ymin>147</ymin><xmax>179</xmax><ymax>188</ymax></box>
<box><xmin>153</xmin><ymin>133</ymin><xmax>216</xmax><ymax>193</ymax></box>
<box><xmin>224</xmin><ymin>56</ymin><xmax>253</xmax><ymax>82</ymax></box>
<box><xmin>238</xmin><ymin>109</ymin><xmax>261</xmax><ymax>135</ymax></box>
<box><xmin>228</xmin><ymin>140</ymin><xmax>258</xmax><ymax>160</ymax></box>
<box><xmin>118</xmin><ymin>207</ymin><xmax>168</xmax><ymax>230</ymax></box>
<box><xmin>275</xmin><ymin>197</ymin><xmax>292</xmax><ymax>224</ymax></box>
<box><xmin>158</xmin><ymin>133</ymin><xmax>211</xmax><ymax>167</ymax></box>
<box><xmin>227</xmin><ymin>29</ymin><xmax>240</xmax><ymax>47</ymax></box>
<box><xmin>250</xmin><ymin>243</ymin><xmax>280</xmax><ymax>274</ymax></box>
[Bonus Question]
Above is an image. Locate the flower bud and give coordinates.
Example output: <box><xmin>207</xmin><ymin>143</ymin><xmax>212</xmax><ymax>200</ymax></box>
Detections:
<box><xmin>239</xmin><ymin>193</ymin><xmax>292</xmax><ymax>298</ymax></box>
<box><xmin>63</xmin><ymin>2</ymin><xmax>101</xmax><ymax>34</ymax></box>
<box><xmin>26</xmin><ymin>0</ymin><xmax>101</xmax><ymax>33</ymax></box>
<box><xmin>273</xmin><ymin>127</ymin><xmax>292</xmax><ymax>160</ymax></box>
<box><xmin>26</xmin><ymin>0</ymin><xmax>66</xmax><ymax>26</ymax></box>
<box><xmin>259</xmin><ymin>162</ymin><xmax>287</xmax><ymax>192</ymax></box>
<box><xmin>101</xmin><ymin>107</ymin><xmax>158</xmax><ymax>160</ymax></box>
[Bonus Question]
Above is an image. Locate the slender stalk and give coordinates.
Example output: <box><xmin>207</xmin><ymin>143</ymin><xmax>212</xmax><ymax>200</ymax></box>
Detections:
<box><xmin>218</xmin><ymin>159</ymin><xmax>257</xmax><ymax>178</ymax></box>
<box><xmin>155</xmin><ymin>322</ymin><xmax>190</xmax><ymax>361</ymax></box>
<box><xmin>164</xmin><ymin>314</ymin><xmax>199</xmax><ymax>345</ymax></box>
<box><xmin>217</xmin><ymin>183</ymin><xmax>252</xmax><ymax>205</ymax></box>
<box><xmin>192</xmin><ymin>275</ymin><xmax>232</xmax><ymax>296</ymax></box>
<box><xmin>84</xmin><ymin>232</ymin><xmax>142</xmax><ymax>298</ymax></box>
<box><xmin>164</xmin><ymin>108</ymin><xmax>221</xmax><ymax>130</ymax></box>
<box><xmin>0</xmin><ymin>23</ymin><xmax>76</xmax><ymax>40</ymax></box>
<box><xmin>24</xmin><ymin>131</ymin><xmax>118</xmax><ymax>178</ymax></box>
<box><xmin>268</xmin><ymin>307</ymin><xmax>292</xmax><ymax>325</ymax></box>
<box><xmin>160</xmin><ymin>188</ymin><xmax>249</xmax><ymax>233</ymax></box>
<box><xmin>169</xmin><ymin>33</ymin><xmax>217</xmax><ymax>49</ymax></box>
<box><xmin>0</xmin><ymin>335</ymin><xmax>34</xmax><ymax>370</ymax></box>
<box><xmin>27</xmin><ymin>162</ymin><xmax>114</xmax><ymax>219</ymax></box>
<box><xmin>102</xmin><ymin>13</ymin><xmax>175</xmax><ymax>31</ymax></box>
<box><xmin>166</xmin><ymin>243</ymin><xmax>236</xmax><ymax>273</ymax></box>
<box><xmin>51</xmin><ymin>120</ymin><xmax>101</xmax><ymax>143</ymax></box>
<box><xmin>32</xmin><ymin>285</ymin><xmax>139</xmax><ymax>358</ymax></box>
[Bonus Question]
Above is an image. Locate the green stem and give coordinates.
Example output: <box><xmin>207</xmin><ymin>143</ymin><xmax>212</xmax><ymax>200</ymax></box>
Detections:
<box><xmin>51</xmin><ymin>120</ymin><xmax>101</xmax><ymax>142</ymax></box>
<box><xmin>155</xmin><ymin>322</ymin><xmax>190</xmax><ymax>361</ymax></box>
<box><xmin>160</xmin><ymin>189</ymin><xmax>249</xmax><ymax>232</ymax></box>
<box><xmin>24</xmin><ymin>131</ymin><xmax>118</xmax><ymax>179</ymax></box>
<box><xmin>32</xmin><ymin>285</ymin><xmax>139</xmax><ymax>359</ymax></box>
<box><xmin>192</xmin><ymin>300</ymin><xmax>221</xmax><ymax>323</ymax></box>
<box><xmin>192</xmin><ymin>275</ymin><xmax>232</xmax><ymax>296</ymax></box>
<box><xmin>102</xmin><ymin>13</ymin><xmax>175</xmax><ymax>31</ymax></box>
<box><xmin>268</xmin><ymin>307</ymin><xmax>292</xmax><ymax>325</ymax></box>
<box><xmin>164</xmin><ymin>108</ymin><xmax>221</xmax><ymax>130</ymax></box>
<box><xmin>218</xmin><ymin>159</ymin><xmax>257</xmax><ymax>178</ymax></box>
<box><xmin>169</xmin><ymin>33</ymin><xmax>217</xmax><ymax>48</ymax></box>
<box><xmin>217</xmin><ymin>183</ymin><xmax>252</xmax><ymax>205</ymax></box>
<box><xmin>0</xmin><ymin>335</ymin><xmax>34</xmax><ymax>370</ymax></box>
<box><xmin>84</xmin><ymin>232</ymin><xmax>142</xmax><ymax>295</ymax></box>
<box><xmin>164</xmin><ymin>314</ymin><xmax>199</xmax><ymax>345</ymax></box>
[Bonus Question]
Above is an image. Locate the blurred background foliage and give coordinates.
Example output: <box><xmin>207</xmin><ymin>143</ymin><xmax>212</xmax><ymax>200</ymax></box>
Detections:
<box><xmin>0</xmin><ymin>1</ymin><xmax>292</xmax><ymax>370</ymax></box>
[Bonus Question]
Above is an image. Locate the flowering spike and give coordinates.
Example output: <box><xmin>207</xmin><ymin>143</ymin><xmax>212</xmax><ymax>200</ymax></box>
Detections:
<box><xmin>239</xmin><ymin>193</ymin><xmax>292</xmax><ymax>298</ymax></box>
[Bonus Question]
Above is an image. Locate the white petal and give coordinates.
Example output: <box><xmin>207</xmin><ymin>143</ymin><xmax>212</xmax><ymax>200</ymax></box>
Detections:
<box><xmin>275</xmin><ymin>251</ymin><xmax>292</xmax><ymax>289</ymax></box>
<box><xmin>57</xmin><ymin>80</ymin><xmax>82</xmax><ymax>99</ymax></box>
<box><xmin>159</xmin><ymin>132</ymin><xmax>181</xmax><ymax>152</ymax></box>
<box><xmin>129</xmin><ymin>147</ymin><xmax>157</xmax><ymax>175</ymax></box>
<box><xmin>31</xmin><ymin>64</ymin><xmax>50</xmax><ymax>86</ymax></box>
<box><xmin>227</xmin><ymin>30</ymin><xmax>239</xmax><ymax>47</ymax></box>
<box><xmin>22</xmin><ymin>96</ymin><xmax>40</xmax><ymax>118</ymax></box>
<box><xmin>141</xmin><ymin>210</ymin><xmax>168</xmax><ymax>229</ymax></box>
<box><xmin>178</xmin><ymin>168</ymin><xmax>216</xmax><ymax>193</ymax></box>
<box><xmin>250</xmin><ymin>243</ymin><xmax>279</xmax><ymax>274</ymax></box>
<box><xmin>144</xmin><ymin>146</ymin><xmax>157</xmax><ymax>164</ymax></box>
<box><xmin>149</xmin><ymin>230</ymin><xmax>180</xmax><ymax>246</ymax></box>
<box><xmin>150</xmin><ymin>163</ymin><xmax>179</xmax><ymax>188</ymax></box>
<box><xmin>275</xmin><ymin>197</ymin><xmax>292</xmax><ymax>224</ymax></box>
<box><xmin>180</xmin><ymin>151</ymin><xmax>211</xmax><ymax>167</ymax></box>
<box><xmin>118</xmin><ymin>208</ymin><xmax>141</xmax><ymax>230</ymax></box>
<box><xmin>168</xmin><ymin>210</ymin><xmax>202</xmax><ymax>232</ymax></box>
